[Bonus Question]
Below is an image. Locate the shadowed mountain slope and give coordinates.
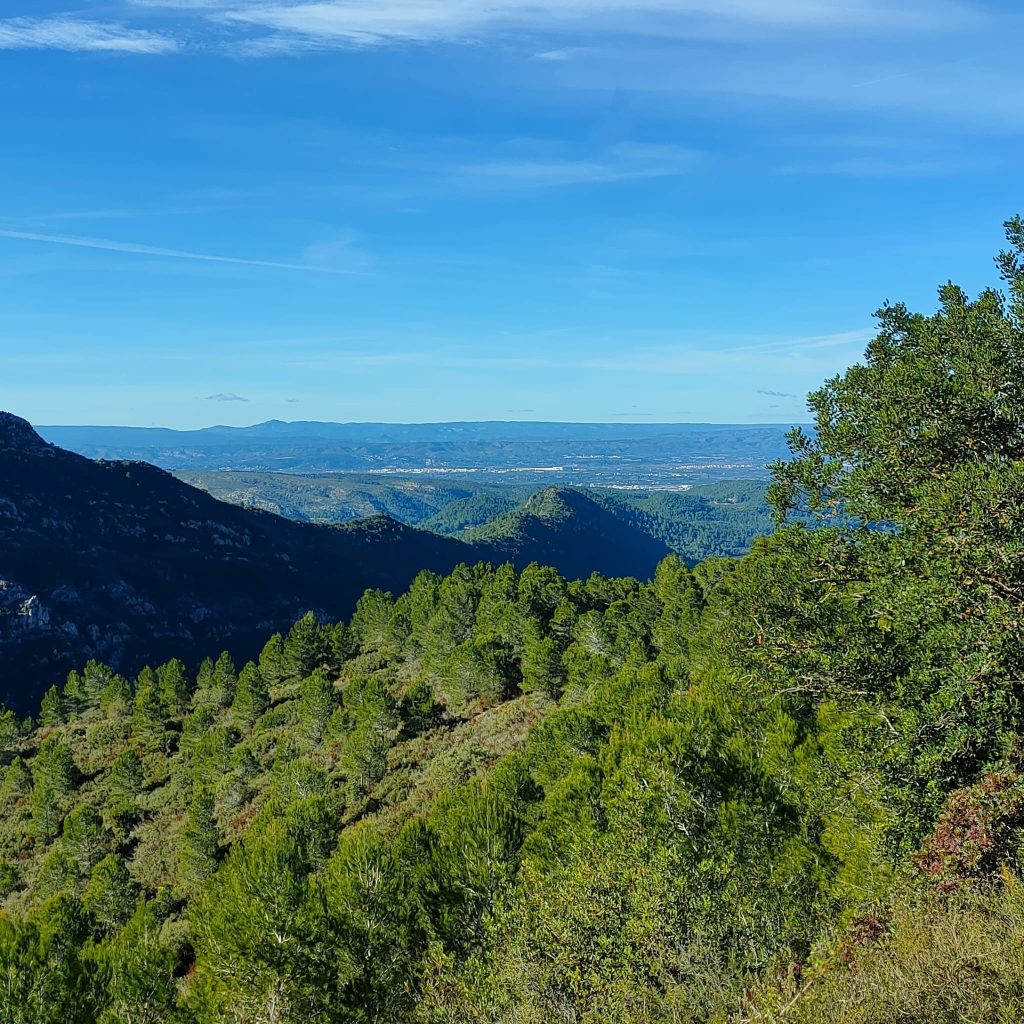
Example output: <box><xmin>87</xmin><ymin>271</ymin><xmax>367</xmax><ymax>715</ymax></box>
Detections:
<box><xmin>463</xmin><ymin>486</ymin><xmax>673</xmax><ymax>580</ymax></box>
<box><xmin>0</xmin><ymin>413</ymin><xmax>473</xmax><ymax>713</ymax></box>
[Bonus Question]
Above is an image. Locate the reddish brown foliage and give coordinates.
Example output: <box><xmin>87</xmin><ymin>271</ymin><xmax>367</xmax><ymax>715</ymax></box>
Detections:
<box><xmin>917</xmin><ymin>769</ymin><xmax>1024</xmax><ymax>890</ymax></box>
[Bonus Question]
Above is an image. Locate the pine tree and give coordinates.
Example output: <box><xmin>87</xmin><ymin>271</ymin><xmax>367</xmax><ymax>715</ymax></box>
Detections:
<box><xmin>285</xmin><ymin>611</ymin><xmax>328</xmax><ymax>677</ymax></box>
<box><xmin>82</xmin><ymin>660</ymin><xmax>115</xmax><ymax>708</ymax></box>
<box><xmin>62</xmin><ymin>670</ymin><xmax>84</xmax><ymax>715</ymax></box>
<box><xmin>231</xmin><ymin>662</ymin><xmax>270</xmax><ymax>730</ymax></box>
<box><xmin>157</xmin><ymin>657</ymin><xmax>191</xmax><ymax>717</ymax></box>
<box><xmin>83</xmin><ymin>853</ymin><xmax>137</xmax><ymax>932</ymax></box>
<box><xmin>111</xmin><ymin>749</ymin><xmax>144</xmax><ymax>799</ymax></box>
<box><xmin>106</xmin><ymin>749</ymin><xmax>144</xmax><ymax>840</ymax></box>
<box><xmin>39</xmin><ymin>685</ymin><xmax>64</xmax><ymax>727</ymax></box>
<box><xmin>95</xmin><ymin>900</ymin><xmax>179</xmax><ymax>1020</ymax></box>
<box><xmin>0</xmin><ymin>757</ymin><xmax>31</xmax><ymax>803</ymax></box>
<box><xmin>0</xmin><ymin>709</ymin><xmax>18</xmax><ymax>759</ymax></box>
<box><xmin>651</xmin><ymin>555</ymin><xmax>701</xmax><ymax>664</ymax></box>
<box><xmin>29</xmin><ymin>791</ymin><xmax>64</xmax><ymax>856</ymax></box>
<box><xmin>329</xmin><ymin>621</ymin><xmax>354</xmax><ymax>671</ymax></box>
<box><xmin>180</xmin><ymin>787</ymin><xmax>220</xmax><ymax>887</ymax></box>
<box><xmin>213</xmin><ymin>651</ymin><xmax>238</xmax><ymax>705</ymax></box>
<box><xmin>520</xmin><ymin>621</ymin><xmax>566</xmax><ymax>699</ymax></box>
<box><xmin>62</xmin><ymin>804</ymin><xmax>110</xmax><ymax>875</ymax></box>
<box><xmin>350</xmin><ymin>591</ymin><xmax>395</xmax><ymax>655</ymax></box>
<box><xmin>30</xmin><ymin>739</ymin><xmax>76</xmax><ymax>841</ymax></box>
<box><xmin>299</xmin><ymin>669</ymin><xmax>335</xmax><ymax>743</ymax></box>
<box><xmin>258</xmin><ymin>632</ymin><xmax>286</xmax><ymax>683</ymax></box>
<box><xmin>99</xmin><ymin>673</ymin><xmax>131</xmax><ymax>715</ymax></box>
<box><xmin>131</xmin><ymin>674</ymin><xmax>166</xmax><ymax>754</ymax></box>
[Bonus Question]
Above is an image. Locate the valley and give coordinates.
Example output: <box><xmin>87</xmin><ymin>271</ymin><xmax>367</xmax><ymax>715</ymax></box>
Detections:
<box><xmin>1</xmin><ymin>413</ymin><xmax>773</xmax><ymax>714</ymax></box>
<box><xmin>38</xmin><ymin>420</ymin><xmax>794</xmax><ymax>484</ymax></box>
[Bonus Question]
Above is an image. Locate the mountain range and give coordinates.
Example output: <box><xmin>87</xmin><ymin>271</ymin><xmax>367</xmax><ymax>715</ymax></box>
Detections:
<box><xmin>38</xmin><ymin>419</ymin><xmax>796</xmax><ymax>486</ymax></box>
<box><xmin>0</xmin><ymin>413</ymin><xmax>698</xmax><ymax>711</ymax></box>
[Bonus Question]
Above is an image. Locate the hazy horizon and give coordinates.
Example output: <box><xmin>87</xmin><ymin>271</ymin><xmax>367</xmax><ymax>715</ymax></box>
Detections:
<box><xmin>27</xmin><ymin>416</ymin><xmax>812</xmax><ymax>431</ymax></box>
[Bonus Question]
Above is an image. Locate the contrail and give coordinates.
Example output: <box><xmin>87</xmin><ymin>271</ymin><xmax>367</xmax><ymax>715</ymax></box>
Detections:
<box><xmin>0</xmin><ymin>228</ymin><xmax>351</xmax><ymax>274</ymax></box>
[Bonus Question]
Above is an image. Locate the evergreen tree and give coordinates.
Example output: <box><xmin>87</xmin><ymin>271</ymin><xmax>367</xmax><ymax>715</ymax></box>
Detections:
<box><xmin>349</xmin><ymin>592</ymin><xmax>394</xmax><ymax>655</ymax></box>
<box><xmin>213</xmin><ymin>651</ymin><xmax>238</xmax><ymax>705</ymax></box>
<box><xmin>258</xmin><ymin>632</ymin><xmax>286</xmax><ymax>683</ymax></box>
<box><xmin>106</xmin><ymin>748</ymin><xmax>144</xmax><ymax>840</ymax></box>
<box><xmin>110</xmin><ymin>748</ymin><xmax>144</xmax><ymax>799</ymax></box>
<box><xmin>157</xmin><ymin>657</ymin><xmax>191</xmax><ymax>717</ymax></box>
<box><xmin>131</xmin><ymin>672</ymin><xmax>166</xmax><ymax>754</ymax></box>
<box><xmin>299</xmin><ymin>668</ymin><xmax>334</xmax><ymax>743</ymax></box>
<box><xmin>651</xmin><ymin>554</ymin><xmax>702</xmax><ymax>664</ymax></box>
<box><xmin>341</xmin><ymin>677</ymin><xmax>399</xmax><ymax>797</ymax></box>
<box><xmin>1</xmin><ymin>756</ymin><xmax>31</xmax><ymax>803</ymax></box>
<box><xmin>180</xmin><ymin>787</ymin><xmax>220</xmax><ymax>887</ymax></box>
<box><xmin>62</xmin><ymin>670</ymin><xmax>84</xmax><ymax>715</ymax></box>
<box><xmin>231</xmin><ymin>661</ymin><xmax>270</xmax><ymax>730</ymax></box>
<box><xmin>285</xmin><ymin>611</ymin><xmax>328</xmax><ymax>677</ymax></box>
<box><xmin>39</xmin><ymin>685</ymin><xmax>64</xmax><ymax>727</ymax></box>
<box><xmin>0</xmin><ymin>707</ymin><xmax>19</xmax><ymax>761</ymax></box>
<box><xmin>520</xmin><ymin>620</ymin><xmax>565</xmax><ymax>699</ymax></box>
<box><xmin>82</xmin><ymin>661</ymin><xmax>115</xmax><ymax>708</ymax></box>
<box><xmin>328</xmin><ymin>621</ymin><xmax>355</xmax><ymax>671</ymax></box>
<box><xmin>99</xmin><ymin>672</ymin><xmax>131</xmax><ymax>715</ymax></box>
<box><xmin>30</xmin><ymin>739</ymin><xmax>76</xmax><ymax>841</ymax></box>
<box><xmin>83</xmin><ymin>853</ymin><xmax>137</xmax><ymax>932</ymax></box>
<box><xmin>62</xmin><ymin>803</ymin><xmax>110</xmax><ymax>875</ymax></box>
<box><xmin>94</xmin><ymin>899</ymin><xmax>180</xmax><ymax>1021</ymax></box>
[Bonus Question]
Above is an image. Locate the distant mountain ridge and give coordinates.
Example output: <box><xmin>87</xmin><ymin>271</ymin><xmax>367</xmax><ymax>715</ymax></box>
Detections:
<box><xmin>37</xmin><ymin>419</ymin><xmax>797</xmax><ymax>484</ymax></box>
<box><xmin>39</xmin><ymin>418</ymin><xmax>799</xmax><ymax>445</ymax></box>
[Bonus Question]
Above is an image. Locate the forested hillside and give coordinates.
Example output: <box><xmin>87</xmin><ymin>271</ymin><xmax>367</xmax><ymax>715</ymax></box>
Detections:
<box><xmin>173</xmin><ymin>470</ymin><xmax>535</xmax><ymax>529</ymax></box>
<box><xmin>461</xmin><ymin>487</ymin><xmax>674</xmax><ymax>579</ymax></box>
<box><xmin>3</xmin><ymin>220</ymin><xmax>1024</xmax><ymax>1022</ymax></box>
<box><xmin>179</xmin><ymin>470</ymin><xmax>775</xmax><ymax>562</ymax></box>
<box><xmin>0</xmin><ymin>428</ymin><xmax>681</xmax><ymax>716</ymax></box>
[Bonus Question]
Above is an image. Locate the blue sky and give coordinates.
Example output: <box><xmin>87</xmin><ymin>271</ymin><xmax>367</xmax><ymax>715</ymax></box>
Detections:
<box><xmin>0</xmin><ymin>1</ymin><xmax>1021</xmax><ymax>427</ymax></box>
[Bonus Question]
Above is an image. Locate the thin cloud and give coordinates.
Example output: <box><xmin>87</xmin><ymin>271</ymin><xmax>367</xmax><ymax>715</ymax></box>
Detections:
<box><xmin>0</xmin><ymin>17</ymin><xmax>179</xmax><ymax>54</ymax></box>
<box><xmin>140</xmin><ymin>1</ymin><xmax>970</xmax><ymax>51</ymax></box>
<box><xmin>205</xmin><ymin>392</ymin><xmax>249</xmax><ymax>402</ymax></box>
<box><xmin>532</xmin><ymin>48</ymin><xmax>585</xmax><ymax>61</ymax></box>
<box><xmin>456</xmin><ymin>143</ymin><xmax>700</xmax><ymax>189</ymax></box>
<box><xmin>0</xmin><ymin>229</ymin><xmax>356</xmax><ymax>274</ymax></box>
<box><xmin>757</xmin><ymin>388</ymin><xmax>799</xmax><ymax>398</ymax></box>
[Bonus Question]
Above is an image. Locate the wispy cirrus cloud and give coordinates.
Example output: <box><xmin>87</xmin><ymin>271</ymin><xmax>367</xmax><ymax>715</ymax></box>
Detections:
<box><xmin>134</xmin><ymin>0</ymin><xmax>973</xmax><ymax>50</ymax></box>
<box><xmin>0</xmin><ymin>1</ymin><xmax>989</xmax><ymax>66</ymax></box>
<box><xmin>0</xmin><ymin>16</ymin><xmax>179</xmax><ymax>54</ymax></box>
<box><xmin>0</xmin><ymin>228</ymin><xmax>358</xmax><ymax>274</ymax></box>
<box><xmin>456</xmin><ymin>142</ymin><xmax>701</xmax><ymax>189</ymax></box>
<box><xmin>2</xmin><ymin>3</ymin><xmax>1001</xmax><ymax>136</ymax></box>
